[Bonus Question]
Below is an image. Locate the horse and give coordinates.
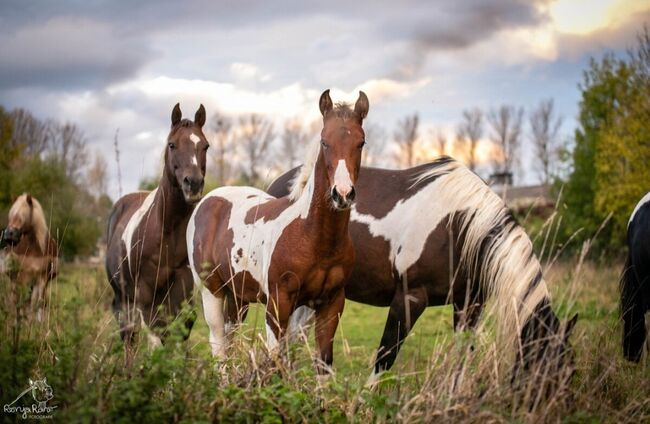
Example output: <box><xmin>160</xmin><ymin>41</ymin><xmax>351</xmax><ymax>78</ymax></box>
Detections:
<box><xmin>1</xmin><ymin>194</ymin><xmax>58</xmax><ymax>321</ymax></box>
<box><xmin>187</xmin><ymin>90</ymin><xmax>369</xmax><ymax>373</ymax></box>
<box><xmin>267</xmin><ymin>157</ymin><xmax>578</xmax><ymax>384</ymax></box>
<box><xmin>105</xmin><ymin>103</ymin><xmax>208</xmax><ymax>347</ymax></box>
<box><xmin>621</xmin><ymin>191</ymin><xmax>650</xmax><ymax>362</ymax></box>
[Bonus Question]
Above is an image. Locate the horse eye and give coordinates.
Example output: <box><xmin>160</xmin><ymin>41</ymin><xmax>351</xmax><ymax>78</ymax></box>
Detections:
<box><xmin>203</xmin><ymin>144</ymin><xmax>209</xmax><ymax>152</ymax></box>
<box><xmin>168</xmin><ymin>143</ymin><xmax>176</xmax><ymax>150</ymax></box>
<box><xmin>358</xmin><ymin>141</ymin><xmax>366</xmax><ymax>149</ymax></box>
<box><xmin>321</xmin><ymin>140</ymin><xmax>329</xmax><ymax>149</ymax></box>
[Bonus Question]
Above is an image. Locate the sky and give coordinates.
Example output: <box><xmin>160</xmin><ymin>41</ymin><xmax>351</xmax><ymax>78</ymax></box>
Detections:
<box><xmin>0</xmin><ymin>0</ymin><xmax>648</xmax><ymax>198</ymax></box>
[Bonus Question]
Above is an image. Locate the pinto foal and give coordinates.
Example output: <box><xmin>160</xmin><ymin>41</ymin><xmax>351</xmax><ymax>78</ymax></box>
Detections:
<box><xmin>106</xmin><ymin>103</ymin><xmax>208</xmax><ymax>346</ymax></box>
<box><xmin>188</xmin><ymin>90</ymin><xmax>369</xmax><ymax>373</ymax></box>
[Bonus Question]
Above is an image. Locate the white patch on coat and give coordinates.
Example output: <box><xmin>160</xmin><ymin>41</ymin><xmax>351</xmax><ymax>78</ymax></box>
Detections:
<box><xmin>629</xmin><ymin>191</ymin><xmax>650</xmax><ymax>226</ymax></box>
<box><xmin>122</xmin><ymin>188</ymin><xmax>158</xmax><ymax>269</ymax></box>
<box><xmin>333</xmin><ymin>159</ymin><xmax>352</xmax><ymax>197</ymax></box>
<box><xmin>194</xmin><ymin>168</ymin><xmax>315</xmax><ymax>296</ymax></box>
<box><xmin>351</xmin><ymin>162</ymin><xmax>548</xmax><ymax>350</ymax></box>
<box><xmin>189</xmin><ymin>133</ymin><xmax>201</xmax><ymax>145</ymax></box>
<box><xmin>201</xmin><ymin>286</ymin><xmax>227</xmax><ymax>358</ymax></box>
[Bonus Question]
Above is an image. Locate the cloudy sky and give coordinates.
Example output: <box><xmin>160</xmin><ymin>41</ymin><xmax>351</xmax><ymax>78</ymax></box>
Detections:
<box><xmin>1</xmin><ymin>0</ymin><xmax>648</xmax><ymax>198</ymax></box>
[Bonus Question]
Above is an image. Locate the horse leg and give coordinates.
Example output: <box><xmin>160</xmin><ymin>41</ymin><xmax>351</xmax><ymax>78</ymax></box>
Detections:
<box><xmin>169</xmin><ymin>268</ymin><xmax>197</xmax><ymax>341</ymax></box>
<box><xmin>314</xmin><ymin>289</ymin><xmax>345</xmax><ymax>375</ymax></box>
<box><xmin>31</xmin><ymin>275</ymin><xmax>48</xmax><ymax>322</ymax></box>
<box><xmin>368</xmin><ymin>285</ymin><xmax>427</xmax><ymax>385</ymax></box>
<box><xmin>201</xmin><ymin>286</ymin><xmax>227</xmax><ymax>358</ymax></box>
<box><xmin>224</xmin><ymin>290</ymin><xmax>248</xmax><ymax>336</ymax></box>
<box><xmin>264</xmin><ymin>286</ymin><xmax>293</xmax><ymax>352</ymax></box>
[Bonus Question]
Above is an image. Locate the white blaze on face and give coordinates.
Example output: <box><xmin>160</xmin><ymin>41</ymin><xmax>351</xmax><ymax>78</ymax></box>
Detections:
<box><xmin>190</xmin><ymin>133</ymin><xmax>200</xmax><ymax>166</ymax></box>
<box><xmin>333</xmin><ymin>159</ymin><xmax>353</xmax><ymax>198</ymax></box>
<box><xmin>189</xmin><ymin>133</ymin><xmax>201</xmax><ymax>145</ymax></box>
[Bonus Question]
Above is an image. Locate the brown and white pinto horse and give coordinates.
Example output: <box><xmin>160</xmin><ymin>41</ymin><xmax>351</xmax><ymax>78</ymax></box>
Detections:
<box><xmin>187</xmin><ymin>90</ymin><xmax>369</xmax><ymax>373</ymax></box>
<box><xmin>1</xmin><ymin>194</ymin><xmax>58</xmax><ymax>320</ymax></box>
<box><xmin>105</xmin><ymin>103</ymin><xmax>208</xmax><ymax>346</ymax></box>
<box><xmin>268</xmin><ymin>157</ymin><xmax>578</xmax><ymax>384</ymax></box>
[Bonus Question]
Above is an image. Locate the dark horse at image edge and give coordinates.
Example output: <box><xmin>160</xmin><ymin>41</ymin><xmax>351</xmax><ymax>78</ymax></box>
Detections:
<box><xmin>621</xmin><ymin>191</ymin><xmax>650</xmax><ymax>362</ymax></box>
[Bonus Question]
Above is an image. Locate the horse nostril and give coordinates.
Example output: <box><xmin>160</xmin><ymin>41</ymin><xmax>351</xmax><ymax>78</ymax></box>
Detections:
<box><xmin>183</xmin><ymin>176</ymin><xmax>190</xmax><ymax>187</ymax></box>
<box><xmin>331</xmin><ymin>187</ymin><xmax>342</xmax><ymax>203</ymax></box>
<box><xmin>347</xmin><ymin>187</ymin><xmax>356</xmax><ymax>202</ymax></box>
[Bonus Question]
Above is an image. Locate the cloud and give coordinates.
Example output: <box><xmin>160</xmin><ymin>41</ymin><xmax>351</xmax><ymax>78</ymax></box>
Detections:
<box><xmin>0</xmin><ymin>17</ymin><xmax>154</xmax><ymax>90</ymax></box>
<box><xmin>385</xmin><ymin>0</ymin><xmax>549</xmax><ymax>79</ymax></box>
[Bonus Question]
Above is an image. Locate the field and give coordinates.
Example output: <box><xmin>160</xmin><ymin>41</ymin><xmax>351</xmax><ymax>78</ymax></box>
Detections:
<box><xmin>1</xmin><ymin>257</ymin><xmax>650</xmax><ymax>423</ymax></box>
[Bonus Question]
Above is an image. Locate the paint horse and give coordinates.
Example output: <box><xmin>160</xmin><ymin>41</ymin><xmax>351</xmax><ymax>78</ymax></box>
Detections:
<box><xmin>105</xmin><ymin>103</ymin><xmax>208</xmax><ymax>346</ymax></box>
<box><xmin>188</xmin><ymin>90</ymin><xmax>369</xmax><ymax>373</ymax></box>
<box><xmin>1</xmin><ymin>194</ymin><xmax>58</xmax><ymax>321</ymax></box>
<box><xmin>268</xmin><ymin>157</ymin><xmax>578</xmax><ymax>383</ymax></box>
<box><xmin>621</xmin><ymin>191</ymin><xmax>650</xmax><ymax>362</ymax></box>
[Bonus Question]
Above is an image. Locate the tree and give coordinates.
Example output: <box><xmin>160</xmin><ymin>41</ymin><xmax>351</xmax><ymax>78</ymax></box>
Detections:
<box><xmin>362</xmin><ymin>122</ymin><xmax>388</xmax><ymax>166</ymax></box>
<box><xmin>529</xmin><ymin>99</ymin><xmax>562</xmax><ymax>187</ymax></box>
<box><xmin>238</xmin><ymin>114</ymin><xmax>274</xmax><ymax>184</ymax></box>
<box><xmin>10</xmin><ymin>109</ymin><xmax>51</xmax><ymax>156</ymax></box>
<box><xmin>393</xmin><ymin>113</ymin><xmax>419</xmax><ymax>167</ymax></box>
<box><xmin>560</xmin><ymin>27</ymin><xmax>650</xmax><ymax>251</ymax></box>
<box><xmin>455</xmin><ymin>108</ymin><xmax>483</xmax><ymax>172</ymax></box>
<box><xmin>434</xmin><ymin>129</ymin><xmax>448</xmax><ymax>157</ymax></box>
<box><xmin>488</xmin><ymin>105</ymin><xmax>523</xmax><ymax>180</ymax></box>
<box><xmin>87</xmin><ymin>151</ymin><xmax>108</xmax><ymax>197</ymax></box>
<box><xmin>210</xmin><ymin>113</ymin><xmax>233</xmax><ymax>186</ymax></box>
<box><xmin>280</xmin><ymin>118</ymin><xmax>310</xmax><ymax>169</ymax></box>
<box><xmin>49</xmin><ymin>122</ymin><xmax>88</xmax><ymax>183</ymax></box>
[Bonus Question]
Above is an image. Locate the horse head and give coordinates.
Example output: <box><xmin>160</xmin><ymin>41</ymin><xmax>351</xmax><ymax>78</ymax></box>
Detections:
<box><xmin>165</xmin><ymin>103</ymin><xmax>209</xmax><ymax>204</ymax></box>
<box><xmin>318</xmin><ymin>89</ymin><xmax>369</xmax><ymax>210</ymax></box>
<box><xmin>4</xmin><ymin>194</ymin><xmax>37</xmax><ymax>246</ymax></box>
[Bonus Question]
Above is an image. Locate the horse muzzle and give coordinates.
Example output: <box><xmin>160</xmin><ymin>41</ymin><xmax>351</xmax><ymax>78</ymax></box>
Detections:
<box><xmin>2</xmin><ymin>227</ymin><xmax>21</xmax><ymax>246</ymax></box>
<box><xmin>331</xmin><ymin>186</ymin><xmax>356</xmax><ymax>210</ymax></box>
<box><xmin>182</xmin><ymin>175</ymin><xmax>205</xmax><ymax>204</ymax></box>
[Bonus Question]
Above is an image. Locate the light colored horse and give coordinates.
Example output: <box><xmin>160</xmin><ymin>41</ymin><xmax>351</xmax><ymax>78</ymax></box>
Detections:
<box><xmin>2</xmin><ymin>194</ymin><xmax>58</xmax><ymax>320</ymax></box>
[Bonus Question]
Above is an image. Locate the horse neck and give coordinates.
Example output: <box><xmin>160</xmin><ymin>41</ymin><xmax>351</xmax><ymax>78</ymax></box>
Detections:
<box><xmin>301</xmin><ymin>151</ymin><xmax>351</xmax><ymax>249</ymax></box>
<box><xmin>157</xmin><ymin>168</ymin><xmax>192</xmax><ymax>232</ymax></box>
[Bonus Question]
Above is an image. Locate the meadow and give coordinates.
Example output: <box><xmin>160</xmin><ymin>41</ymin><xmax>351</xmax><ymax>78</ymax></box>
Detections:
<box><xmin>1</xmin><ymin>253</ymin><xmax>649</xmax><ymax>423</ymax></box>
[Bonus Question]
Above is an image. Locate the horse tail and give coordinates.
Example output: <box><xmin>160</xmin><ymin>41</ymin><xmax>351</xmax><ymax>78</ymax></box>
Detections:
<box><xmin>621</xmin><ymin>252</ymin><xmax>646</xmax><ymax>362</ymax></box>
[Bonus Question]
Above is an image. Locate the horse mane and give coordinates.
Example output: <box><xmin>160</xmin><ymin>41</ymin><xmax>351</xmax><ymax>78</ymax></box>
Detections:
<box><xmin>414</xmin><ymin>159</ymin><xmax>550</xmax><ymax>351</ymax></box>
<box><xmin>168</xmin><ymin>119</ymin><xmax>196</xmax><ymax>137</ymax></box>
<box><xmin>9</xmin><ymin>194</ymin><xmax>50</xmax><ymax>253</ymax></box>
<box><xmin>288</xmin><ymin>103</ymin><xmax>356</xmax><ymax>202</ymax></box>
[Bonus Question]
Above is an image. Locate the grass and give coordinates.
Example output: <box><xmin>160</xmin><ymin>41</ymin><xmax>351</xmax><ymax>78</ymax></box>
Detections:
<box><xmin>1</xmin><ymin>258</ymin><xmax>650</xmax><ymax>423</ymax></box>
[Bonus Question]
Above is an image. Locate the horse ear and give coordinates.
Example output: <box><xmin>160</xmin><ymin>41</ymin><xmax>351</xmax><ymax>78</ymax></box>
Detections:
<box><xmin>25</xmin><ymin>194</ymin><xmax>33</xmax><ymax>207</ymax></box>
<box><xmin>319</xmin><ymin>89</ymin><xmax>333</xmax><ymax>118</ymax></box>
<box><xmin>354</xmin><ymin>91</ymin><xmax>369</xmax><ymax>122</ymax></box>
<box><xmin>194</xmin><ymin>104</ymin><xmax>206</xmax><ymax>128</ymax></box>
<box><xmin>171</xmin><ymin>103</ymin><xmax>182</xmax><ymax>127</ymax></box>
<box><xmin>564</xmin><ymin>313</ymin><xmax>578</xmax><ymax>340</ymax></box>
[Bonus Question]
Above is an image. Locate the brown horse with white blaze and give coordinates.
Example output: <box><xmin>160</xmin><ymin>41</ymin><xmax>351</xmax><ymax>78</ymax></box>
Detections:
<box><xmin>105</xmin><ymin>103</ymin><xmax>208</xmax><ymax>346</ymax></box>
<box><xmin>187</xmin><ymin>90</ymin><xmax>369</xmax><ymax>373</ymax></box>
<box><xmin>1</xmin><ymin>194</ymin><xmax>58</xmax><ymax>321</ymax></box>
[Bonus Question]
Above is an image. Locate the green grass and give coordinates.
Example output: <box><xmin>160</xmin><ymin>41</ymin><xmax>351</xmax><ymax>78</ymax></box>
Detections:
<box><xmin>1</xmin><ymin>259</ymin><xmax>650</xmax><ymax>422</ymax></box>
